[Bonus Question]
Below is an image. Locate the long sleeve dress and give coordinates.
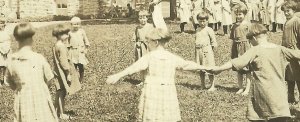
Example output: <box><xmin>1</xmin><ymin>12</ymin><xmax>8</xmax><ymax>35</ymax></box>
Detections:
<box><xmin>178</xmin><ymin>0</ymin><xmax>192</xmax><ymax>24</ymax></box>
<box><xmin>195</xmin><ymin>26</ymin><xmax>217</xmax><ymax>67</ymax></box>
<box><xmin>53</xmin><ymin>41</ymin><xmax>81</xmax><ymax>95</ymax></box>
<box><xmin>231</xmin><ymin>44</ymin><xmax>300</xmax><ymax>120</ymax></box>
<box><xmin>121</xmin><ymin>49</ymin><xmax>202</xmax><ymax>122</ymax></box>
<box><xmin>132</xmin><ymin>23</ymin><xmax>154</xmax><ymax>61</ymax></box>
<box><xmin>281</xmin><ymin>16</ymin><xmax>300</xmax><ymax>81</ymax></box>
<box><xmin>5</xmin><ymin>49</ymin><xmax>58</xmax><ymax>122</ymax></box>
<box><xmin>221</xmin><ymin>0</ymin><xmax>233</xmax><ymax>26</ymax></box>
<box><xmin>68</xmin><ymin>28</ymin><xmax>90</xmax><ymax>65</ymax></box>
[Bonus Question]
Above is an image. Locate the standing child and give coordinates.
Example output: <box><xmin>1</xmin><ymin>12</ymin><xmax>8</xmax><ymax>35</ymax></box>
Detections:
<box><xmin>178</xmin><ymin>0</ymin><xmax>192</xmax><ymax>33</ymax></box>
<box><xmin>209</xmin><ymin>23</ymin><xmax>295</xmax><ymax>122</ymax></box>
<box><xmin>132</xmin><ymin>10</ymin><xmax>154</xmax><ymax>81</ymax></box>
<box><xmin>195</xmin><ymin>12</ymin><xmax>218</xmax><ymax>91</ymax></box>
<box><xmin>106</xmin><ymin>28</ymin><xmax>208</xmax><ymax>122</ymax></box>
<box><xmin>230</xmin><ymin>5</ymin><xmax>251</xmax><ymax>95</ymax></box>
<box><xmin>258</xmin><ymin>0</ymin><xmax>271</xmax><ymax>31</ymax></box>
<box><xmin>221</xmin><ymin>0</ymin><xmax>233</xmax><ymax>35</ymax></box>
<box><xmin>280</xmin><ymin>1</ymin><xmax>300</xmax><ymax>104</ymax></box>
<box><xmin>52</xmin><ymin>24</ymin><xmax>81</xmax><ymax>119</ymax></box>
<box><xmin>274</xmin><ymin>0</ymin><xmax>286</xmax><ymax>32</ymax></box>
<box><xmin>6</xmin><ymin>22</ymin><xmax>58</xmax><ymax>122</ymax></box>
<box><xmin>68</xmin><ymin>17</ymin><xmax>90</xmax><ymax>82</ymax></box>
<box><xmin>0</xmin><ymin>19</ymin><xmax>11</xmax><ymax>85</ymax></box>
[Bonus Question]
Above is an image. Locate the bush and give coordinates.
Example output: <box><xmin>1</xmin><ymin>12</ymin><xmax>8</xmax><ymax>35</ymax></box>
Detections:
<box><xmin>20</xmin><ymin>16</ymin><xmax>53</xmax><ymax>22</ymax></box>
<box><xmin>53</xmin><ymin>15</ymin><xmax>72</xmax><ymax>21</ymax></box>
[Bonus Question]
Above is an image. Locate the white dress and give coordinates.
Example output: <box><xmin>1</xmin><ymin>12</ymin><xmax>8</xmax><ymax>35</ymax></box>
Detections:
<box><xmin>122</xmin><ymin>49</ymin><xmax>202</xmax><ymax>121</ymax></box>
<box><xmin>275</xmin><ymin>0</ymin><xmax>286</xmax><ymax>24</ymax></box>
<box><xmin>192</xmin><ymin>0</ymin><xmax>204</xmax><ymax>24</ymax></box>
<box><xmin>0</xmin><ymin>30</ymin><xmax>11</xmax><ymax>67</ymax></box>
<box><xmin>221</xmin><ymin>0</ymin><xmax>233</xmax><ymax>25</ymax></box>
<box><xmin>268</xmin><ymin>0</ymin><xmax>276</xmax><ymax>23</ymax></box>
<box><xmin>152</xmin><ymin>0</ymin><xmax>168</xmax><ymax>31</ymax></box>
<box><xmin>178</xmin><ymin>0</ymin><xmax>192</xmax><ymax>23</ymax></box>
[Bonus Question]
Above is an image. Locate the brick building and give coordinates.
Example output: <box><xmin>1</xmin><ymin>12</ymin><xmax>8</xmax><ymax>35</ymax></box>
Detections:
<box><xmin>1</xmin><ymin>0</ymin><xmax>106</xmax><ymax>19</ymax></box>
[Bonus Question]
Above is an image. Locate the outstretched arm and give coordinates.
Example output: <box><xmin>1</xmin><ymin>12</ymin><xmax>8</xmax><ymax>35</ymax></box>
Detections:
<box><xmin>208</xmin><ymin>62</ymin><xmax>233</xmax><ymax>74</ymax></box>
<box><xmin>106</xmin><ymin>54</ymin><xmax>149</xmax><ymax>84</ymax></box>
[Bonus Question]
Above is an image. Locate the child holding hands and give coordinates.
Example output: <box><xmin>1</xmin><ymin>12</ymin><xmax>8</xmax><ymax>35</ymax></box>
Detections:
<box><xmin>6</xmin><ymin>23</ymin><xmax>58</xmax><ymax>122</ymax></box>
<box><xmin>194</xmin><ymin>12</ymin><xmax>218</xmax><ymax>91</ymax></box>
<box><xmin>52</xmin><ymin>24</ymin><xmax>81</xmax><ymax>119</ymax></box>
<box><xmin>209</xmin><ymin>23</ymin><xmax>296</xmax><ymax>122</ymax></box>
<box><xmin>230</xmin><ymin>5</ymin><xmax>252</xmax><ymax>95</ymax></box>
<box><xmin>68</xmin><ymin>17</ymin><xmax>90</xmax><ymax>82</ymax></box>
<box><xmin>132</xmin><ymin>10</ymin><xmax>154</xmax><ymax>81</ymax></box>
<box><xmin>107</xmin><ymin>28</ymin><xmax>207</xmax><ymax>122</ymax></box>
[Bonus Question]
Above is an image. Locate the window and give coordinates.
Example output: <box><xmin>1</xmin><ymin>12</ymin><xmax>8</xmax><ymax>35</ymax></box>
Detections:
<box><xmin>56</xmin><ymin>0</ymin><xmax>67</xmax><ymax>9</ymax></box>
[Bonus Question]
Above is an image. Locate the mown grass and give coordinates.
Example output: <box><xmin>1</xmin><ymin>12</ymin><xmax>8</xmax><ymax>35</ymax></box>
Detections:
<box><xmin>0</xmin><ymin>23</ymin><xmax>294</xmax><ymax>122</ymax></box>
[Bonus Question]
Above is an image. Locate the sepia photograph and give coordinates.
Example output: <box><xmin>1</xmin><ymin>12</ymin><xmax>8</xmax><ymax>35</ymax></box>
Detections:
<box><xmin>1</xmin><ymin>0</ymin><xmax>300</xmax><ymax>121</ymax></box>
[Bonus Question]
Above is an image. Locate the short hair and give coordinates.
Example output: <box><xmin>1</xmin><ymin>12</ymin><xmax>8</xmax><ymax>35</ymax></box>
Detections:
<box><xmin>281</xmin><ymin>1</ymin><xmax>298</xmax><ymax>11</ymax></box>
<box><xmin>145</xmin><ymin>28</ymin><xmax>171</xmax><ymax>43</ymax></box>
<box><xmin>70</xmin><ymin>16</ymin><xmax>81</xmax><ymax>24</ymax></box>
<box><xmin>52</xmin><ymin>24</ymin><xmax>70</xmax><ymax>37</ymax></box>
<box><xmin>197</xmin><ymin>12</ymin><xmax>209</xmax><ymax>20</ymax></box>
<box><xmin>13</xmin><ymin>22</ymin><xmax>35</xmax><ymax>41</ymax></box>
<box><xmin>234</xmin><ymin>4</ymin><xmax>248</xmax><ymax>15</ymax></box>
<box><xmin>246</xmin><ymin>23</ymin><xmax>268</xmax><ymax>40</ymax></box>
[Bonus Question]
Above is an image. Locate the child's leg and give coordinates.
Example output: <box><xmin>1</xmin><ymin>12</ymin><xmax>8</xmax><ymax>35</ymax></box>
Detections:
<box><xmin>207</xmin><ymin>75</ymin><xmax>216</xmax><ymax>91</ymax></box>
<box><xmin>180</xmin><ymin>22</ymin><xmax>187</xmax><ymax>32</ymax></box>
<box><xmin>288</xmin><ymin>80</ymin><xmax>296</xmax><ymax>103</ymax></box>
<box><xmin>271</xmin><ymin>22</ymin><xmax>277</xmax><ymax>32</ymax></box>
<box><xmin>223</xmin><ymin>25</ymin><xmax>228</xmax><ymax>35</ymax></box>
<box><xmin>78</xmin><ymin>64</ymin><xmax>84</xmax><ymax>82</ymax></box>
<box><xmin>242</xmin><ymin>73</ymin><xmax>251</xmax><ymax>96</ymax></box>
<box><xmin>208</xmin><ymin>23</ymin><xmax>214</xmax><ymax>29</ymax></box>
<box><xmin>217</xmin><ymin>22</ymin><xmax>222</xmax><ymax>31</ymax></box>
<box><xmin>55</xmin><ymin>89</ymin><xmax>67</xmax><ymax>117</ymax></box>
<box><xmin>236</xmin><ymin>72</ymin><xmax>244</xmax><ymax>94</ymax></box>
<box><xmin>200</xmin><ymin>72</ymin><xmax>206</xmax><ymax>89</ymax></box>
<box><xmin>0</xmin><ymin>67</ymin><xmax>4</xmax><ymax>85</ymax></box>
<box><xmin>214</xmin><ymin>23</ymin><xmax>218</xmax><ymax>31</ymax></box>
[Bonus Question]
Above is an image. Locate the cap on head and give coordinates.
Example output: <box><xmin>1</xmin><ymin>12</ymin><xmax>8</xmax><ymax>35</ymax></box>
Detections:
<box><xmin>146</xmin><ymin>28</ymin><xmax>171</xmax><ymax>42</ymax></box>
<box><xmin>139</xmin><ymin>10</ymin><xmax>149</xmax><ymax>16</ymax></box>
<box><xmin>71</xmin><ymin>17</ymin><xmax>81</xmax><ymax>24</ymax></box>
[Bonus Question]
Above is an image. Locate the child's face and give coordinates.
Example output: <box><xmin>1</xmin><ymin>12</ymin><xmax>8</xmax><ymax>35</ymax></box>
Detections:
<box><xmin>71</xmin><ymin>22</ymin><xmax>81</xmax><ymax>30</ymax></box>
<box><xmin>236</xmin><ymin>12</ymin><xmax>245</xmax><ymax>22</ymax></box>
<box><xmin>284</xmin><ymin>8</ymin><xmax>295</xmax><ymax>20</ymax></box>
<box><xmin>197</xmin><ymin>19</ymin><xmax>208</xmax><ymax>28</ymax></box>
<box><xmin>138</xmin><ymin>15</ymin><xmax>148</xmax><ymax>25</ymax></box>
<box><xmin>59</xmin><ymin>33</ymin><xmax>69</xmax><ymax>41</ymax></box>
<box><xmin>145</xmin><ymin>39</ymin><xmax>157</xmax><ymax>51</ymax></box>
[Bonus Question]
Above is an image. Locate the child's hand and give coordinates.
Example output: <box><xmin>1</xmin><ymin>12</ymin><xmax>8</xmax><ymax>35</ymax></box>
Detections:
<box><xmin>205</xmin><ymin>66</ymin><xmax>222</xmax><ymax>75</ymax></box>
<box><xmin>106</xmin><ymin>75</ymin><xmax>121</xmax><ymax>84</ymax></box>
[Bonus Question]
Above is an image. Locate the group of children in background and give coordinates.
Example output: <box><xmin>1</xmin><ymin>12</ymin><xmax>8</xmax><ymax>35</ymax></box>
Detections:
<box><xmin>0</xmin><ymin>16</ymin><xmax>89</xmax><ymax>121</ymax></box>
<box><xmin>178</xmin><ymin>0</ymin><xmax>289</xmax><ymax>34</ymax></box>
<box><xmin>107</xmin><ymin>0</ymin><xmax>300</xmax><ymax>122</ymax></box>
<box><xmin>0</xmin><ymin>0</ymin><xmax>300</xmax><ymax>121</ymax></box>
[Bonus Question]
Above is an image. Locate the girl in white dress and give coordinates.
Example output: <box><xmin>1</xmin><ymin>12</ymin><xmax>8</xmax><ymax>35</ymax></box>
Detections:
<box><xmin>107</xmin><ymin>28</ymin><xmax>208</xmax><ymax>121</ymax></box>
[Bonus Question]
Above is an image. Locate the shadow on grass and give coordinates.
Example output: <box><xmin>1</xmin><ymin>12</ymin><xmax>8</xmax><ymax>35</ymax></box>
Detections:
<box><xmin>173</xmin><ymin>30</ymin><xmax>195</xmax><ymax>34</ymax></box>
<box><xmin>123</xmin><ymin>77</ymin><xmax>142</xmax><ymax>85</ymax></box>
<box><xmin>215</xmin><ymin>85</ymin><xmax>240</xmax><ymax>93</ymax></box>
<box><xmin>65</xmin><ymin>110</ymin><xmax>77</xmax><ymax>116</ymax></box>
<box><xmin>177</xmin><ymin>82</ymin><xmax>202</xmax><ymax>90</ymax></box>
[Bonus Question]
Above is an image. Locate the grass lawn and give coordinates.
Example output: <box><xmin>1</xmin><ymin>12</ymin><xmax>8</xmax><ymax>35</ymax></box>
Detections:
<box><xmin>0</xmin><ymin>22</ymin><xmax>297</xmax><ymax>122</ymax></box>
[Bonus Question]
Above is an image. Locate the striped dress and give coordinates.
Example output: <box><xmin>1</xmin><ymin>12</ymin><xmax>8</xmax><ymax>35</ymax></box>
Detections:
<box><xmin>122</xmin><ymin>49</ymin><xmax>201</xmax><ymax>121</ymax></box>
<box><xmin>5</xmin><ymin>49</ymin><xmax>58</xmax><ymax>122</ymax></box>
